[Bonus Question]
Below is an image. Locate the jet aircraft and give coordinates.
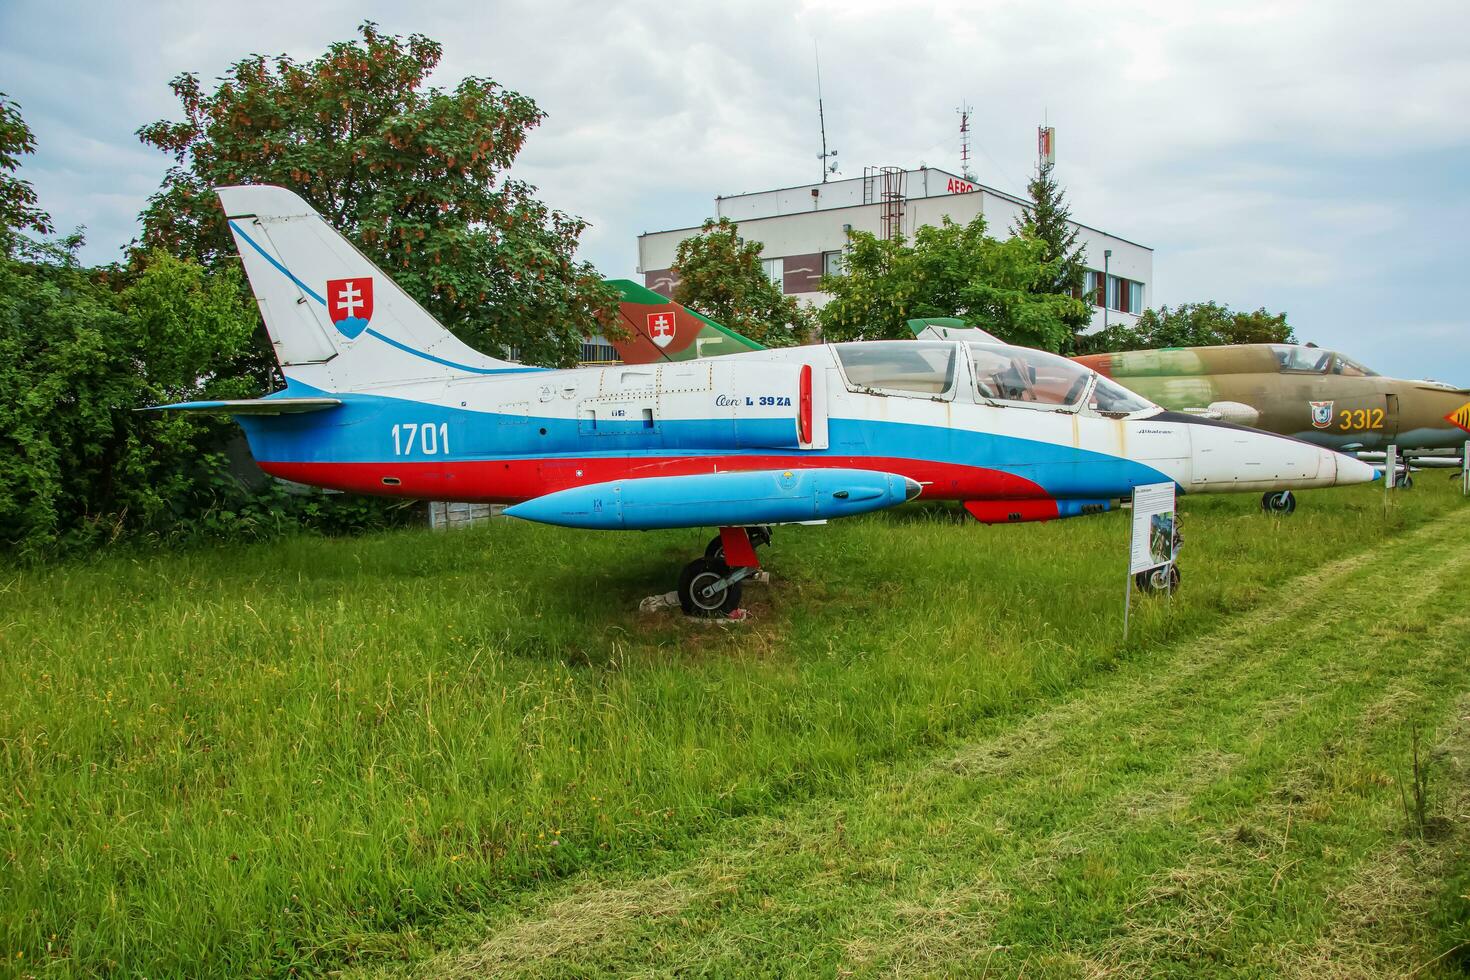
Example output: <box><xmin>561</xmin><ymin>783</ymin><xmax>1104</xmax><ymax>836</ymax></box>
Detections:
<box><xmin>155</xmin><ymin>186</ymin><xmax>1378</xmax><ymax>615</ymax></box>
<box><xmin>1073</xmin><ymin>345</ymin><xmax>1470</xmax><ymax>511</ymax></box>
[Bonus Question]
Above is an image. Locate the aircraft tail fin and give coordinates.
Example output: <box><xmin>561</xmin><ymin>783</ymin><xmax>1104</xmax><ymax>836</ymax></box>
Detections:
<box><xmin>907</xmin><ymin>317</ymin><xmax>1004</xmax><ymax>345</ymax></box>
<box><xmin>604</xmin><ymin>279</ymin><xmax>765</xmax><ymax>364</ymax></box>
<box><xmin>217</xmin><ymin>185</ymin><xmax>532</xmax><ymax>392</ymax></box>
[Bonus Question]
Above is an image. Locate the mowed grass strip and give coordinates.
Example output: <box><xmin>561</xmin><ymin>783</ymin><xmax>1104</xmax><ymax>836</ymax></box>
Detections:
<box><xmin>396</xmin><ymin>502</ymin><xmax>1470</xmax><ymax>978</ymax></box>
<box><xmin>0</xmin><ymin>481</ymin><xmax>1461</xmax><ymax>975</ymax></box>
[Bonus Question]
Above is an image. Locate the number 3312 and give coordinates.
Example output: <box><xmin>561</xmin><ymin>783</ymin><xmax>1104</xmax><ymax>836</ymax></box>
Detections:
<box><xmin>1338</xmin><ymin>408</ymin><xmax>1383</xmax><ymax>430</ymax></box>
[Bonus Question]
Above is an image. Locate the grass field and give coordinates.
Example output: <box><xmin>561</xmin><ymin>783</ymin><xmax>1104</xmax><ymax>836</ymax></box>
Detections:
<box><xmin>2</xmin><ymin>480</ymin><xmax>1468</xmax><ymax>976</ymax></box>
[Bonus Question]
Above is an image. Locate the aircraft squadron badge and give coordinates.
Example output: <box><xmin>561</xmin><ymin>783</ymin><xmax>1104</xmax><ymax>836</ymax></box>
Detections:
<box><xmin>1309</xmin><ymin>400</ymin><xmax>1334</xmax><ymax>429</ymax></box>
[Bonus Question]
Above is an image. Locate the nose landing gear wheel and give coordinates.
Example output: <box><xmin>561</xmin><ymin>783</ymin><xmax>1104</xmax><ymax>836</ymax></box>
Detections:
<box><xmin>1395</xmin><ymin>472</ymin><xmax>1413</xmax><ymax>489</ymax></box>
<box><xmin>1135</xmin><ymin>564</ymin><xmax>1181</xmax><ymax>595</ymax></box>
<box><xmin>678</xmin><ymin>558</ymin><xmax>743</xmax><ymax>617</ymax></box>
<box><xmin>1261</xmin><ymin>490</ymin><xmax>1296</xmax><ymax>515</ymax></box>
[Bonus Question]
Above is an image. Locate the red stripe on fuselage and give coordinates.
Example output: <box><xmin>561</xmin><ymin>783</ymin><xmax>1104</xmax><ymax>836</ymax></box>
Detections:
<box><xmin>260</xmin><ymin>455</ymin><xmax>1051</xmax><ymax>505</ymax></box>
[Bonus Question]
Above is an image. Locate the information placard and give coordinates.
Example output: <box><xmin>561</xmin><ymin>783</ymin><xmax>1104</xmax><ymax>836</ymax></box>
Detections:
<box><xmin>1130</xmin><ymin>482</ymin><xmax>1177</xmax><ymax>575</ymax></box>
<box><xmin>1462</xmin><ymin>442</ymin><xmax>1468</xmax><ymax>496</ymax></box>
<box><xmin>1385</xmin><ymin>444</ymin><xmax>1398</xmax><ymax>489</ymax></box>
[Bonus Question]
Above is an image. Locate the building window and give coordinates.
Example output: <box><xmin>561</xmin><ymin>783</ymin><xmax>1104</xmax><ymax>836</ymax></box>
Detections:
<box><xmin>761</xmin><ymin>257</ymin><xmax>784</xmax><ymax>287</ymax></box>
<box><xmin>579</xmin><ymin>338</ymin><xmax>619</xmax><ymax>364</ymax></box>
<box><xmin>822</xmin><ymin>250</ymin><xmax>843</xmax><ymax>277</ymax></box>
<box><xmin>1085</xmin><ymin>270</ymin><xmax>1104</xmax><ymax>308</ymax></box>
<box><xmin>1099</xmin><ymin>275</ymin><xmax>1143</xmax><ymax>313</ymax></box>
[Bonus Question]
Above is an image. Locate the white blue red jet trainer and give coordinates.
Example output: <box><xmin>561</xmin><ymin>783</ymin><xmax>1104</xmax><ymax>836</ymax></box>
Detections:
<box><xmin>155</xmin><ymin>185</ymin><xmax>1379</xmax><ymax>615</ymax></box>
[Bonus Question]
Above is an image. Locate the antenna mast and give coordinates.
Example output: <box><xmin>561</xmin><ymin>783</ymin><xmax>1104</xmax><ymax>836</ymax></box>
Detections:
<box><xmin>815</xmin><ymin>44</ymin><xmax>838</xmax><ymax>182</ymax></box>
<box><xmin>957</xmin><ymin>102</ymin><xmax>975</xmax><ymax>183</ymax></box>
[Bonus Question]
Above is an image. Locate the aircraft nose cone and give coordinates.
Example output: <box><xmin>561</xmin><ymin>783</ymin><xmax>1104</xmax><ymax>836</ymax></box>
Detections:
<box><xmin>904</xmin><ymin>477</ymin><xmax>923</xmax><ymax>501</ymax></box>
<box><xmin>1332</xmin><ymin>452</ymin><xmax>1379</xmax><ymax>486</ymax></box>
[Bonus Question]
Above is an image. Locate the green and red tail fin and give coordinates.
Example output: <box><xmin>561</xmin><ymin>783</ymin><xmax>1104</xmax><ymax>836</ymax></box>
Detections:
<box><xmin>604</xmin><ymin>279</ymin><xmax>765</xmax><ymax>364</ymax></box>
<box><xmin>906</xmin><ymin>317</ymin><xmax>1004</xmax><ymax>344</ymax></box>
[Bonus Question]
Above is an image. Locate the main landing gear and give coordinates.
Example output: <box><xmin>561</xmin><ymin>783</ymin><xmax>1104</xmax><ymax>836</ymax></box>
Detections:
<box><xmin>677</xmin><ymin>526</ymin><xmax>772</xmax><ymax>617</ymax></box>
<box><xmin>1261</xmin><ymin>490</ymin><xmax>1296</xmax><ymax>515</ymax></box>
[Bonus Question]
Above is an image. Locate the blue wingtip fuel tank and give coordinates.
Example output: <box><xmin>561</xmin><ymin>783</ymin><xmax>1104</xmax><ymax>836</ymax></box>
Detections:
<box><xmin>505</xmin><ymin>468</ymin><xmax>923</xmax><ymax>530</ymax></box>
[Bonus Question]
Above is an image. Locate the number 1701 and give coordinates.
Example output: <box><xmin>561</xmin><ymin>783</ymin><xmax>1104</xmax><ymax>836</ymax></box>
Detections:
<box><xmin>391</xmin><ymin>422</ymin><xmax>449</xmax><ymax>455</ymax></box>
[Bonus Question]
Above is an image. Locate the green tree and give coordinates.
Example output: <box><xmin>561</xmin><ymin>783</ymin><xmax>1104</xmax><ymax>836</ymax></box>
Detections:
<box><xmin>0</xmin><ymin>94</ymin><xmax>412</xmax><ymax>556</ymax></box>
<box><xmin>136</xmin><ymin>22</ymin><xmax>617</xmax><ymax>371</ymax></box>
<box><xmin>818</xmin><ymin>216</ymin><xmax>1089</xmax><ymax>351</ymax></box>
<box><xmin>0</xmin><ymin>92</ymin><xmax>54</xmax><ymax>256</ymax></box>
<box><xmin>0</xmin><ymin>238</ymin><xmax>406</xmax><ymax>555</ymax></box>
<box><xmin>1213</xmin><ymin>306</ymin><xmax>1294</xmax><ymax>345</ymax></box>
<box><xmin>1074</xmin><ymin>301</ymin><xmax>1294</xmax><ymax>353</ymax></box>
<box><xmin>1013</xmin><ymin>160</ymin><xmax>1088</xmax><ymax>334</ymax></box>
<box><xmin>0</xmin><ymin>242</ymin><xmax>253</xmax><ymax>552</ymax></box>
<box><xmin>670</xmin><ymin>217</ymin><xmax>814</xmax><ymax>346</ymax></box>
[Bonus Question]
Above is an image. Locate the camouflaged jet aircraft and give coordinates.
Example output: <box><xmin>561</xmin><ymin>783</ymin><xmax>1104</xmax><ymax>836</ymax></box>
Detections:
<box><xmin>1073</xmin><ymin>344</ymin><xmax>1470</xmax><ymax>511</ymax></box>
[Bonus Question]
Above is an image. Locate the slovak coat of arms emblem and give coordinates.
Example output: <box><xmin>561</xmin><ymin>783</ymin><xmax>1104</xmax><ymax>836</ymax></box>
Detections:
<box><xmin>327</xmin><ymin>277</ymin><xmax>373</xmax><ymax>339</ymax></box>
<box><xmin>646</xmin><ymin>311</ymin><xmax>676</xmax><ymax>348</ymax></box>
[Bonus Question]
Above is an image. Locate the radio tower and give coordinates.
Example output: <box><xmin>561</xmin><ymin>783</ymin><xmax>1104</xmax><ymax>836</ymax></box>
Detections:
<box><xmin>957</xmin><ymin>103</ymin><xmax>975</xmax><ymax>183</ymax></box>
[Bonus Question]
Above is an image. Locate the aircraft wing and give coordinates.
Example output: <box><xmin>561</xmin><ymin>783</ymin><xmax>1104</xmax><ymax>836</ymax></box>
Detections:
<box><xmin>140</xmin><ymin>397</ymin><xmax>343</xmax><ymax>415</ymax></box>
<box><xmin>604</xmin><ymin>279</ymin><xmax>765</xmax><ymax>365</ymax></box>
<box><xmin>504</xmin><ymin>468</ymin><xmax>920</xmax><ymax>530</ymax></box>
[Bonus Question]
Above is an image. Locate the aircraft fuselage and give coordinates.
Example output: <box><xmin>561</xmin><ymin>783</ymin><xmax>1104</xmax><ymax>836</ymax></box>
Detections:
<box><xmin>241</xmin><ymin>342</ymin><xmax>1373</xmax><ymax>524</ymax></box>
<box><xmin>1077</xmin><ymin>345</ymin><xmax>1470</xmax><ymax>455</ymax></box>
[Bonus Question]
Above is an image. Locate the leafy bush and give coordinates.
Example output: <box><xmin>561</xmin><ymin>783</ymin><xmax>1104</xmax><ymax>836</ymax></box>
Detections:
<box><xmin>0</xmin><ymin>241</ymin><xmax>415</xmax><ymax>557</ymax></box>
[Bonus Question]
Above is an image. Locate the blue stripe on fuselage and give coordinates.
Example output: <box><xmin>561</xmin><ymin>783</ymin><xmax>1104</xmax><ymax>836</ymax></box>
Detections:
<box><xmin>233</xmin><ymin>385</ymin><xmax>1175</xmax><ymax>499</ymax></box>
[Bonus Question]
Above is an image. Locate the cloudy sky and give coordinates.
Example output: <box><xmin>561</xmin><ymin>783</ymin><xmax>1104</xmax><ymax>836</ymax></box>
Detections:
<box><xmin>3</xmin><ymin>0</ymin><xmax>1467</xmax><ymax>380</ymax></box>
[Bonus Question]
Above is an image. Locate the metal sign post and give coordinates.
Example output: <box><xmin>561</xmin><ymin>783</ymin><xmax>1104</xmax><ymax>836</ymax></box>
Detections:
<box><xmin>1123</xmin><ymin>549</ymin><xmax>1132</xmax><ymax>643</ymax></box>
<box><xmin>1462</xmin><ymin>441</ymin><xmax>1468</xmax><ymax>496</ymax></box>
<box><xmin>1385</xmin><ymin>443</ymin><xmax>1398</xmax><ymax>513</ymax></box>
<box><xmin>1125</xmin><ymin>483</ymin><xmax>1177</xmax><ymax>642</ymax></box>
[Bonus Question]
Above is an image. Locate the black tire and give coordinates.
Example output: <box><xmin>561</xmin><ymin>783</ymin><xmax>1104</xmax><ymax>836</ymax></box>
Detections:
<box><xmin>1261</xmin><ymin>490</ymin><xmax>1296</xmax><ymax>515</ymax></box>
<box><xmin>1396</xmin><ymin>472</ymin><xmax>1413</xmax><ymax>489</ymax></box>
<box><xmin>678</xmin><ymin>558</ymin><xmax>743</xmax><ymax>617</ymax></box>
<box><xmin>1134</xmin><ymin>564</ymin><xmax>1181</xmax><ymax>595</ymax></box>
<box><xmin>704</xmin><ymin>527</ymin><xmax>772</xmax><ymax>563</ymax></box>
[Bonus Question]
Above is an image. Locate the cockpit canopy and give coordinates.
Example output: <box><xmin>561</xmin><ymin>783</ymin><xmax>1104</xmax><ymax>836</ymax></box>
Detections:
<box><xmin>1270</xmin><ymin>344</ymin><xmax>1379</xmax><ymax>377</ymax></box>
<box><xmin>830</xmin><ymin>340</ymin><xmax>1157</xmax><ymax>416</ymax></box>
<box><xmin>968</xmin><ymin>343</ymin><xmax>1155</xmax><ymax>414</ymax></box>
<box><xmin>832</xmin><ymin>341</ymin><xmax>958</xmax><ymax>395</ymax></box>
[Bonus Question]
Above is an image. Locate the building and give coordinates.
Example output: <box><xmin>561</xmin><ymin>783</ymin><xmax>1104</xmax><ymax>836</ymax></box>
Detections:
<box><xmin>637</xmin><ymin>166</ymin><xmax>1151</xmax><ymax>333</ymax></box>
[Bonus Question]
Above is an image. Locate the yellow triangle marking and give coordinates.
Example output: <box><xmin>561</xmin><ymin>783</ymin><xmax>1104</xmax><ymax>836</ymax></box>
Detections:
<box><xmin>1447</xmin><ymin>401</ymin><xmax>1470</xmax><ymax>434</ymax></box>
